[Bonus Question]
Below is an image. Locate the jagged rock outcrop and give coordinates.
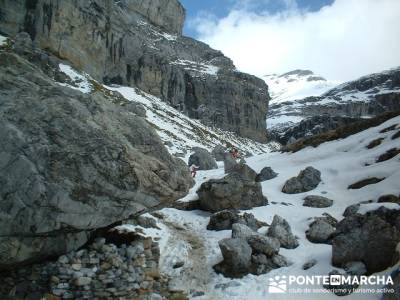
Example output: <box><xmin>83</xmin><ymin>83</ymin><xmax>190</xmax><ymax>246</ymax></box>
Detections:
<box><xmin>0</xmin><ymin>0</ymin><xmax>269</xmax><ymax>142</ymax></box>
<box><xmin>0</xmin><ymin>43</ymin><xmax>193</xmax><ymax>269</ymax></box>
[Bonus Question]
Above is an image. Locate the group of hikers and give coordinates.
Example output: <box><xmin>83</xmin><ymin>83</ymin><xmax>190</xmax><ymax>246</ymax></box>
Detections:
<box><xmin>189</xmin><ymin>147</ymin><xmax>240</xmax><ymax>178</ymax></box>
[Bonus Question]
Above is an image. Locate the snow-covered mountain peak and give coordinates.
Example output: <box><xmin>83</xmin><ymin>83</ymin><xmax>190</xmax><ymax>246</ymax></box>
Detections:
<box><xmin>263</xmin><ymin>69</ymin><xmax>341</xmax><ymax>104</ymax></box>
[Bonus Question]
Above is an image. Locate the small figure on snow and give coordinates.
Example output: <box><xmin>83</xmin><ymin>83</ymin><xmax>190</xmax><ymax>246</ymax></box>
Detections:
<box><xmin>190</xmin><ymin>164</ymin><xmax>199</xmax><ymax>178</ymax></box>
<box><xmin>230</xmin><ymin>147</ymin><xmax>240</xmax><ymax>159</ymax></box>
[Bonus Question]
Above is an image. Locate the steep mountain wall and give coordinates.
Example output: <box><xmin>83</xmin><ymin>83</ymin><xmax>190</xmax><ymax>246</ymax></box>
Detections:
<box><xmin>0</xmin><ymin>34</ymin><xmax>194</xmax><ymax>269</ymax></box>
<box><xmin>0</xmin><ymin>0</ymin><xmax>269</xmax><ymax>142</ymax></box>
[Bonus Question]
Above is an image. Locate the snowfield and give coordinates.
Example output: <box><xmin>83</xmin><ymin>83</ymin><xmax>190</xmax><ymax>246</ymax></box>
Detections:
<box><xmin>127</xmin><ymin>116</ymin><xmax>400</xmax><ymax>299</ymax></box>
<box><xmin>263</xmin><ymin>71</ymin><xmax>340</xmax><ymax>105</ymax></box>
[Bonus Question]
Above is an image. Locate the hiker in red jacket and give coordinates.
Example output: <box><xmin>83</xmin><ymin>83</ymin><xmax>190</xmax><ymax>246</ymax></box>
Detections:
<box><xmin>190</xmin><ymin>164</ymin><xmax>199</xmax><ymax>178</ymax></box>
<box><xmin>231</xmin><ymin>147</ymin><xmax>239</xmax><ymax>159</ymax></box>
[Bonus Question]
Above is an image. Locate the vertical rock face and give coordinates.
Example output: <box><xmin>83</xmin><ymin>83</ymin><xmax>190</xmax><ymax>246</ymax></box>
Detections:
<box><xmin>0</xmin><ymin>0</ymin><xmax>269</xmax><ymax>142</ymax></box>
<box><xmin>126</xmin><ymin>0</ymin><xmax>186</xmax><ymax>34</ymax></box>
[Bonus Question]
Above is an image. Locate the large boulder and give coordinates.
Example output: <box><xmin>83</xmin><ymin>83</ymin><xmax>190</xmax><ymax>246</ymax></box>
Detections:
<box><xmin>282</xmin><ymin>167</ymin><xmax>321</xmax><ymax>194</ymax></box>
<box><xmin>197</xmin><ymin>173</ymin><xmax>268</xmax><ymax>212</ymax></box>
<box><xmin>267</xmin><ymin>215</ymin><xmax>299</xmax><ymax>249</ymax></box>
<box><xmin>213</xmin><ymin>238</ymin><xmax>252</xmax><ymax>278</ymax></box>
<box><xmin>332</xmin><ymin>207</ymin><xmax>400</xmax><ymax>274</ymax></box>
<box><xmin>303</xmin><ymin>195</ymin><xmax>333</xmax><ymax>208</ymax></box>
<box><xmin>256</xmin><ymin>167</ymin><xmax>278</xmax><ymax>182</ymax></box>
<box><xmin>188</xmin><ymin>147</ymin><xmax>218</xmax><ymax>170</ymax></box>
<box><xmin>211</xmin><ymin>145</ymin><xmax>227</xmax><ymax>161</ymax></box>
<box><xmin>0</xmin><ymin>50</ymin><xmax>194</xmax><ymax>269</ymax></box>
<box><xmin>306</xmin><ymin>219</ymin><xmax>335</xmax><ymax>244</ymax></box>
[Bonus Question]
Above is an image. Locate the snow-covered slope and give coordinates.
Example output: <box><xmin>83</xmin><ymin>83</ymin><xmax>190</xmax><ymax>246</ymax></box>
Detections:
<box><xmin>263</xmin><ymin>70</ymin><xmax>340</xmax><ymax>105</ymax></box>
<box><xmin>57</xmin><ymin>63</ymin><xmax>277</xmax><ymax>159</ymax></box>
<box><xmin>129</xmin><ymin>115</ymin><xmax>400</xmax><ymax>299</ymax></box>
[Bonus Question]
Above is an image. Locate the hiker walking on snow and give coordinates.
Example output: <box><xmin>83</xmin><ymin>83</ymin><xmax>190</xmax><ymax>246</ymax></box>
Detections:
<box><xmin>231</xmin><ymin>147</ymin><xmax>239</xmax><ymax>159</ymax></box>
<box><xmin>190</xmin><ymin>164</ymin><xmax>199</xmax><ymax>178</ymax></box>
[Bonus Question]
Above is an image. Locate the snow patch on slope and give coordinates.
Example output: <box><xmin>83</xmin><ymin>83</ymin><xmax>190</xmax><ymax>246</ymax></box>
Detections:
<box><xmin>171</xmin><ymin>59</ymin><xmax>219</xmax><ymax>76</ymax></box>
<box><xmin>58</xmin><ymin>64</ymin><xmax>92</xmax><ymax>93</ymax></box>
<box><xmin>263</xmin><ymin>70</ymin><xmax>340</xmax><ymax>105</ymax></box>
<box><xmin>106</xmin><ymin>85</ymin><xmax>275</xmax><ymax>159</ymax></box>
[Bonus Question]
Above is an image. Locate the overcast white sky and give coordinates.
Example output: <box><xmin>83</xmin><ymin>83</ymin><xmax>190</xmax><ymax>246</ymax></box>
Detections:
<box><xmin>189</xmin><ymin>0</ymin><xmax>400</xmax><ymax>81</ymax></box>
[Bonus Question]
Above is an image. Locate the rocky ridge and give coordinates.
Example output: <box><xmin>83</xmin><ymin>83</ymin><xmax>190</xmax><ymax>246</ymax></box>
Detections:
<box><xmin>268</xmin><ymin>67</ymin><xmax>400</xmax><ymax>144</ymax></box>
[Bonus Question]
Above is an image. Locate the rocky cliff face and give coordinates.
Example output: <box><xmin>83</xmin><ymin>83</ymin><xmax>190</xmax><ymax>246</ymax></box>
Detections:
<box><xmin>0</xmin><ymin>0</ymin><xmax>269</xmax><ymax>142</ymax></box>
<box><xmin>268</xmin><ymin>67</ymin><xmax>400</xmax><ymax>144</ymax></box>
<box><xmin>0</xmin><ymin>34</ymin><xmax>193</xmax><ymax>269</ymax></box>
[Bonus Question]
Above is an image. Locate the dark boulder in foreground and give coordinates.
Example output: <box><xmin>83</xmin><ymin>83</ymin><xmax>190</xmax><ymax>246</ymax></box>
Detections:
<box><xmin>332</xmin><ymin>207</ymin><xmax>400</xmax><ymax>274</ymax></box>
<box><xmin>282</xmin><ymin>167</ymin><xmax>321</xmax><ymax>194</ymax></box>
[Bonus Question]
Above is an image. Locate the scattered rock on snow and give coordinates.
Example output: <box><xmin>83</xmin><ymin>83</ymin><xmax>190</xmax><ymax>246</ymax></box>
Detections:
<box><xmin>392</xmin><ymin>130</ymin><xmax>400</xmax><ymax>140</ymax></box>
<box><xmin>303</xmin><ymin>195</ymin><xmax>333</xmax><ymax>208</ymax></box>
<box><xmin>207</xmin><ymin>210</ymin><xmax>264</xmax><ymax>231</ymax></box>
<box><xmin>282</xmin><ymin>167</ymin><xmax>321</xmax><ymax>194</ymax></box>
<box><xmin>306</xmin><ymin>219</ymin><xmax>335</xmax><ymax>244</ymax></box>
<box><xmin>302</xmin><ymin>259</ymin><xmax>317</xmax><ymax>270</ymax></box>
<box><xmin>366</xmin><ymin>138</ymin><xmax>384</xmax><ymax>149</ymax></box>
<box><xmin>378</xmin><ymin>194</ymin><xmax>400</xmax><ymax>204</ymax></box>
<box><xmin>376</xmin><ymin>148</ymin><xmax>400</xmax><ymax>163</ymax></box>
<box><xmin>255</xmin><ymin>167</ymin><xmax>278</xmax><ymax>182</ymax></box>
<box><xmin>267</xmin><ymin>215</ymin><xmax>299</xmax><ymax>249</ymax></box>
<box><xmin>348</xmin><ymin>177</ymin><xmax>385</xmax><ymax>189</ymax></box>
<box><xmin>188</xmin><ymin>147</ymin><xmax>218</xmax><ymax>170</ymax></box>
<box><xmin>380</xmin><ymin>124</ymin><xmax>398</xmax><ymax>133</ymax></box>
<box><xmin>197</xmin><ymin>173</ymin><xmax>268</xmax><ymax>212</ymax></box>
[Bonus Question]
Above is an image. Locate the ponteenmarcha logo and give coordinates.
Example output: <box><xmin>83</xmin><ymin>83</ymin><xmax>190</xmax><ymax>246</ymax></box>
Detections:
<box><xmin>267</xmin><ymin>275</ymin><xmax>287</xmax><ymax>293</ymax></box>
